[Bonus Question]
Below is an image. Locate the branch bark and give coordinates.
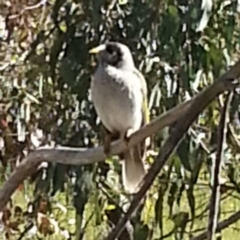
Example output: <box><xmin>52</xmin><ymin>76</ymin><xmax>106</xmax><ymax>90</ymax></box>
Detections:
<box><xmin>105</xmin><ymin>59</ymin><xmax>240</xmax><ymax>240</ymax></box>
<box><xmin>0</xmin><ymin>59</ymin><xmax>240</xmax><ymax>215</ymax></box>
<box><xmin>0</xmin><ymin>94</ymin><xmax>193</xmax><ymax>210</ymax></box>
<box><xmin>207</xmin><ymin>92</ymin><xmax>233</xmax><ymax>240</ymax></box>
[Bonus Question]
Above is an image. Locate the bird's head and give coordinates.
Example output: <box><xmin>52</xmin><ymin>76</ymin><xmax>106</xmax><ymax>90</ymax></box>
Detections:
<box><xmin>89</xmin><ymin>42</ymin><xmax>135</xmax><ymax>69</ymax></box>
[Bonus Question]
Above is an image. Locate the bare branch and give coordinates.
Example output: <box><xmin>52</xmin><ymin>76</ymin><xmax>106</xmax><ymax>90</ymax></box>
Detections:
<box><xmin>0</xmin><ymin>58</ymin><xmax>239</xmax><ymax>214</ymax></box>
<box><xmin>0</xmin><ymin>92</ymin><xmax>193</xmax><ymax>211</ymax></box>
<box><xmin>207</xmin><ymin>92</ymin><xmax>233</xmax><ymax>240</ymax></box>
<box><xmin>26</xmin><ymin>99</ymin><xmax>193</xmax><ymax>165</ymax></box>
<box><xmin>105</xmin><ymin>59</ymin><xmax>240</xmax><ymax>240</ymax></box>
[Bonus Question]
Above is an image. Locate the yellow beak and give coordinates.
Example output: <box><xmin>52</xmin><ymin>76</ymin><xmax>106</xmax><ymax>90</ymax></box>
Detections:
<box><xmin>89</xmin><ymin>44</ymin><xmax>106</xmax><ymax>54</ymax></box>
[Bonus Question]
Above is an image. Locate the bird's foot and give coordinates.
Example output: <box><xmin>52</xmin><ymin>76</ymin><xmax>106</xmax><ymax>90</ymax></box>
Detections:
<box><xmin>102</xmin><ymin>126</ymin><xmax>120</xmax><ymax>158</ymax></box>
<box><xmin>123</xmin><ymin>128</ymin><xmax>135</xmax><ymax>146</ymax></box>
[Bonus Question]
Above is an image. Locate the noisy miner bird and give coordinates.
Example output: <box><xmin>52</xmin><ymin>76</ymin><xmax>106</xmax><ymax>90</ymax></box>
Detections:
<box><xmin>89</xmin><ymin>42</ymin><xmax>149</xmax><ymax>193</ymax></box>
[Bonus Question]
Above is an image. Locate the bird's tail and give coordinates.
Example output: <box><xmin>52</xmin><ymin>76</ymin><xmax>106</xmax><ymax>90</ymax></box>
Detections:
<box><xmin>122</xmin><ymin>145</ymin><xmax>146</xmax><ymax>193</ymax></box>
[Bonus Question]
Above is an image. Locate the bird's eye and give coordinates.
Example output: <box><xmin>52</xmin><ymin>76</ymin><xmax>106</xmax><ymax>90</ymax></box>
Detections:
<box><xmin>106</xmin><ymin>45</ymin><xmax>115</xmax><ymax>54</ymax></box>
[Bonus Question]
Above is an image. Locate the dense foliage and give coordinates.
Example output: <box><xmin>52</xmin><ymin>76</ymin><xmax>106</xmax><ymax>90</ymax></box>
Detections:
<box><xmin>0</xmin><ymin>0</ymin><xmax>240</xmax><ymax>239</ymax></box>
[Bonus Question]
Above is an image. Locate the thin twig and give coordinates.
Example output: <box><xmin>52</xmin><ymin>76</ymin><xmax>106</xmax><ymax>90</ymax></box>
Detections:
<box><xmin>17</xmin><ymin>222</ymin><xmax>34</xmax><ymax>240</ymax></box>
<box><xmin>207</xmin><ymin>92</ymin><xmax>233</xmax><ymax>240</ymax></box>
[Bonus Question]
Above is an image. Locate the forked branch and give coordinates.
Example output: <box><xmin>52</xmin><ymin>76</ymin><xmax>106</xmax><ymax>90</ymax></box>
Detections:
<box><xmin>0</xmin><ymin>59</ymin><xmax>240</xmax><ymax>221</ymax></box>
<box><xmin>0</xmin><ymin>93</ymin><xmax>192</xmax><ymax>210</ymax></box>
<box><xmin>106</xmin><ymin>62</ymin><xmax>239</xmax><ymax>240</ymax></box>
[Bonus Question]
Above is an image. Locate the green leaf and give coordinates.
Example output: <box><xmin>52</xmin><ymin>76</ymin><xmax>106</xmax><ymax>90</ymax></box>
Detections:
<box><xmin>74</xmin><ymin>167</ymin><xmax>94</xmax><ymax>215</ymax></box>
<box><xmin>52</xmin><ymin>164</ymin><xmax>68</xmax><ymax>195</ymax></box>
<box><xmin>186</xmin><ymin>186</ymin><xmax>195</xmax><ymax>229</ymax></box>
<box><xmin>105</xmin><ymin>204</ymin><xmax>116</xmax><ymax>211</ymax></box>
<box><xmin>118</xmin><ymin>0</ymin><xmax>128</xmax><ymax>5</ymax></box>
<box><xmin>172</xmin><ymin>211</ymin><xmax>189</xmax><ymax>239</ymax></box>
<box><xmin>168</xmin><ymin>5</ymin><xmax>178</xmax><ymax>18</ymax></box>
<box><xmin>177</xmin><ymin>135</ymin><xmax>192</xmax><ymax>172</ymax></box>
<box><xmin>133</xmin><ymin>223</ymin><xmax>149</xmax><ymax>240</ymax></box>
<box><xmin>167</xmin><ymin>182</ymin><xmax>178</xmax><ymax>217</ymax></box>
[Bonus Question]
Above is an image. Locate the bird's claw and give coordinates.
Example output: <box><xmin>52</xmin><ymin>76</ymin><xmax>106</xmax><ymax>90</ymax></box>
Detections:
<box><xmin>102</xmin><ymin>127</ymin><xmax>120</xmax><ymax>158</ymax></box>
<box><xmin>124</xmin><ymin>128</ymin><xmax>135</xmax><ymax>146</ymax></box>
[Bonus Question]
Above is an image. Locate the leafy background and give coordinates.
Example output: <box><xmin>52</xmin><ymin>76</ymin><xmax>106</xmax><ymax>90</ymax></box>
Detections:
<box><xmin>0</xmin><ymin>0</ymin><xmax>240</xmax><ymax>239</ymax></box>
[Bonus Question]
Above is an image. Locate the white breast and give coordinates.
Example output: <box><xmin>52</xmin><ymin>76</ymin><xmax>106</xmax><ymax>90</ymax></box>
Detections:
<box><xmin>91</xmin><ymin>65</ymin><xmax>143</xmax><ymax>134</ymax></box>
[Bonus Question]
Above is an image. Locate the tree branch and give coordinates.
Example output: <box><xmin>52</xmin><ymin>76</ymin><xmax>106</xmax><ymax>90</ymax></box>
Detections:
<box><xmin>0</xmin><ymin>94</ymin><xmax>193</xmax><ymax>211</ymax></box>
<box><xmin>207</xmin><ymin>92</ymin><xmax>233</xmax><ymax>240</ymax></box>
<box><xmin>0</xmin><ymin>98</ymin><xmax>189</xmax><ymax>210</ymax></box>
<box><xmin>105</xmin><ymin>60</ymin><xmax>240</xmax><ymax>240</ymax></box>
<box><xmin>0</xmin><ymin>59</ymin><xmax>240</xmax><ymax>214</ymax></box>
